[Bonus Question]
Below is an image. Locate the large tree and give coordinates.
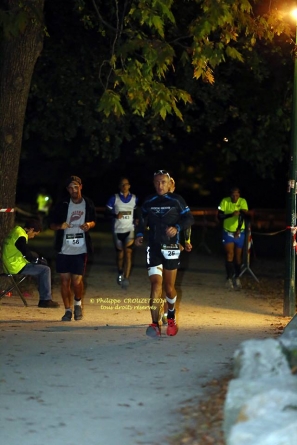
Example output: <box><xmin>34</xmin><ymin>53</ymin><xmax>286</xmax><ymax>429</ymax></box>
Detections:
<box><xmin>0</xmin><ymin>0</ymin><xmax>44</xmax><ymax>238</ymax></box>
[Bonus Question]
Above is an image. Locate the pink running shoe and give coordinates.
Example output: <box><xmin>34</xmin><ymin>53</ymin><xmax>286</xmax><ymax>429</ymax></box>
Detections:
<box><xmin>167</xmin><ymin>318</ymin><xmax>178</xmax><ymax>336</ymax></box>
<box><xmin>146</xmin><ymin>323</ymin><xmax>161</xmax><ymax>338</ymax></box>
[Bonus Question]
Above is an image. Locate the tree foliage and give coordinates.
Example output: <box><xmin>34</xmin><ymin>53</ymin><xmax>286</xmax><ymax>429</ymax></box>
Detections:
<box><xmin>0</xmin><ymin>0</ymin><xmax>296</xmax><ymax>241</ymax></box>
<box><xmin>79</xmin><ymin>0</ymin><xmax>292</xmax><ymax>118</ymax></box>
<box><xmin>23</xmin><ymin>0</ymin><xmax>295</xmax><ymax>183</ymax></box>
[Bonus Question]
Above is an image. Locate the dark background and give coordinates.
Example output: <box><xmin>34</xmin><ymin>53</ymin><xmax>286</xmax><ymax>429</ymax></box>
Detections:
<box><xmin>16</xmin><ymin>148</ymin><xmax>287</xmax><ymax>212</ymax></box>
<box><xmin>15</xmin><ymin>0</ymin><xmax>291</xmax><ymax>213</ymax></box>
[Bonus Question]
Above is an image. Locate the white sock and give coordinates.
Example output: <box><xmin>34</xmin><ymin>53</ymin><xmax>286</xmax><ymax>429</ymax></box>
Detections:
<box><xmin>74</xmin><ymin>299</ymin><xmax>81</xmax><ymax>306</ymax></box>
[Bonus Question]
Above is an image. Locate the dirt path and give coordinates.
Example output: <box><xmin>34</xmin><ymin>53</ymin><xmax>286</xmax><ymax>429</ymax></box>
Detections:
<box><xmin>0</xmin><ymin>231</ymin><xmax>288</xmax><ymax>445</ymax></box>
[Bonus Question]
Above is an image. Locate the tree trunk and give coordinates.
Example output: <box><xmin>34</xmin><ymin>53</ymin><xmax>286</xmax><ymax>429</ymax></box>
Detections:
<box><xmin>0</xmin><ymin>0</ymin><xmax>44</xmax><ymax>247</ymax></box>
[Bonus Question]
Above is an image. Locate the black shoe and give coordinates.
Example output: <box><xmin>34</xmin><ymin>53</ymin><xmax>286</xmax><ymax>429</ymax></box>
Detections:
<box><xmin>38</xmin><ymin>300</ymin><xmax>60</xmax><ymax>308</ymax></box>
<box><xmin>61</xmin><ymin>311</ymin><xmax>72</xmax><ymax>321</ymax></box>
<box><xmin>74</xmin><ymin>305</ymin><xmax>83</xmax><ymax>321</ymax></box>
<box><xmin>117</xmin><ymin>274</ymin><xmax>124</xmax><ymax>285</ymax></box>
<box><xmin>121</xmin><ymin>278</ymin><xmax>130</xmax><ymax>289</ymax></box>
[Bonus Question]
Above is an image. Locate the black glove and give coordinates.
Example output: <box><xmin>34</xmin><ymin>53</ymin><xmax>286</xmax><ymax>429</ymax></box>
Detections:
<box><xmin>30</xmin><ymin>251</ymin><xmax>39</xmax><ymax>261</ymax></box>
<box><xmin>32</xmin><ymin>256</ymin><xmax>48</xmax><ymax>266</ymax></box>
<box><xmin>37</xmin><ymin>257</ymin><xmax>48</xmax><ymax>266</ymax></box>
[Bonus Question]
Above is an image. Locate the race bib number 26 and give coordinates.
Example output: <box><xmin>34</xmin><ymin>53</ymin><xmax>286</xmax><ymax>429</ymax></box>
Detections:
<box><xmin>161</xmin><ymin>244</ymin><xmax>180</xmax><ymax>260</ymax></box>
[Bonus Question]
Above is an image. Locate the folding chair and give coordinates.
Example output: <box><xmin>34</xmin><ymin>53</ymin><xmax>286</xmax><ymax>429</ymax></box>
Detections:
<box><xmin>0</xmin><ymin>259</ymin><xmax>28</xmax><ymax>307</ymax></box>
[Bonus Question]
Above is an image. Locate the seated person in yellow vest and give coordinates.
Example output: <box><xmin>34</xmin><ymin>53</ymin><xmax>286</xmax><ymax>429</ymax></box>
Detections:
<box><xmin>2</xmin><ymin>219</ymin><xmax>60</xmax><ymax>308</ymax></box>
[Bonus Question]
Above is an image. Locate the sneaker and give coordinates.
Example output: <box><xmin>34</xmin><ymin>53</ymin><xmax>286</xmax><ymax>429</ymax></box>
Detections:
<box><xmin>74</xmin><ymin>305</ymin><xmax>83</xmax><ymax>321</ymax></box>
<box><xmin>167</xmin><ymin>318</ymin><xmax>178</xmax><ymax>336</ymax></box>
<box><xmin>161</xmin><ymin>314</ymin><xmax>168</xmax><ymax>325</ymax></box>
<box><xmin>234</xmin><ymin>277</ymin><xmax>242</xmax><ymax>290</ymax></box>
<box><xmin>117</xmin><ymin>274</ymin><xmax>123</xmax><ymax>285</ymax></box>
<box><xmin>38</xmin><ymin>299</ymin><xmax>60</xmax><ymax>308</ymax></box>
<box><xmin>225</xmin><ymin>278</ymin><xmax>234</xmax><ymax>290</ymax></box>
<box><xmin>61</xmin><ymin>311</ymin><xmax>72</xmax><ymax>321</ymax></box>
<box><xmin>121</xmin><ymin>278</ymin><xmax>130</xmax><ymax>289</ymax></box>
<box><xmin>146</xmin><ymin>323</ymin><xmax>161</xmax><ymax>338</ymax></box>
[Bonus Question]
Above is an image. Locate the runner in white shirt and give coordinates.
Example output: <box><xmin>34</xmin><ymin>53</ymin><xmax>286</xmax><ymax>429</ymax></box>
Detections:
<box><xmin>106</xmin><ymin>177</ymin><xmax>138</xmax><ymax>289</ymax></box>
<box><xmin>50</xmin><ymin>176</ymin><xmax>96</xmax><ymax>321</ymax></box>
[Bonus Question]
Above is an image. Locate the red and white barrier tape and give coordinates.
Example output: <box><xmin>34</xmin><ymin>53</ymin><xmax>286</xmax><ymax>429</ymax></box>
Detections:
<box><xmin>0</xmin><ymin>208</ymin><xmax>14</xmax><ymax>212</ymax></box>
<box><xmin>247</xmin><ymin>233</ymin><xmax>252</xmax><ymax>252</ymax></box>
<box><xmin>246</xmin><ymin>226</ymin><xmax>253</xmax><ymax>259</ymax></box>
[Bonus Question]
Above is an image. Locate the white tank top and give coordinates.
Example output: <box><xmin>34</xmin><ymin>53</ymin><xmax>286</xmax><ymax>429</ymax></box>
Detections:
<box><xmin>61</xmin><ymin>199</ymin><xmax>87</xmax><ymax>254</ymax></box>
<box><xmin>113</xmin><ymin>194</ymin><xmax>136</xmax><ymax>233</ymax></box>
